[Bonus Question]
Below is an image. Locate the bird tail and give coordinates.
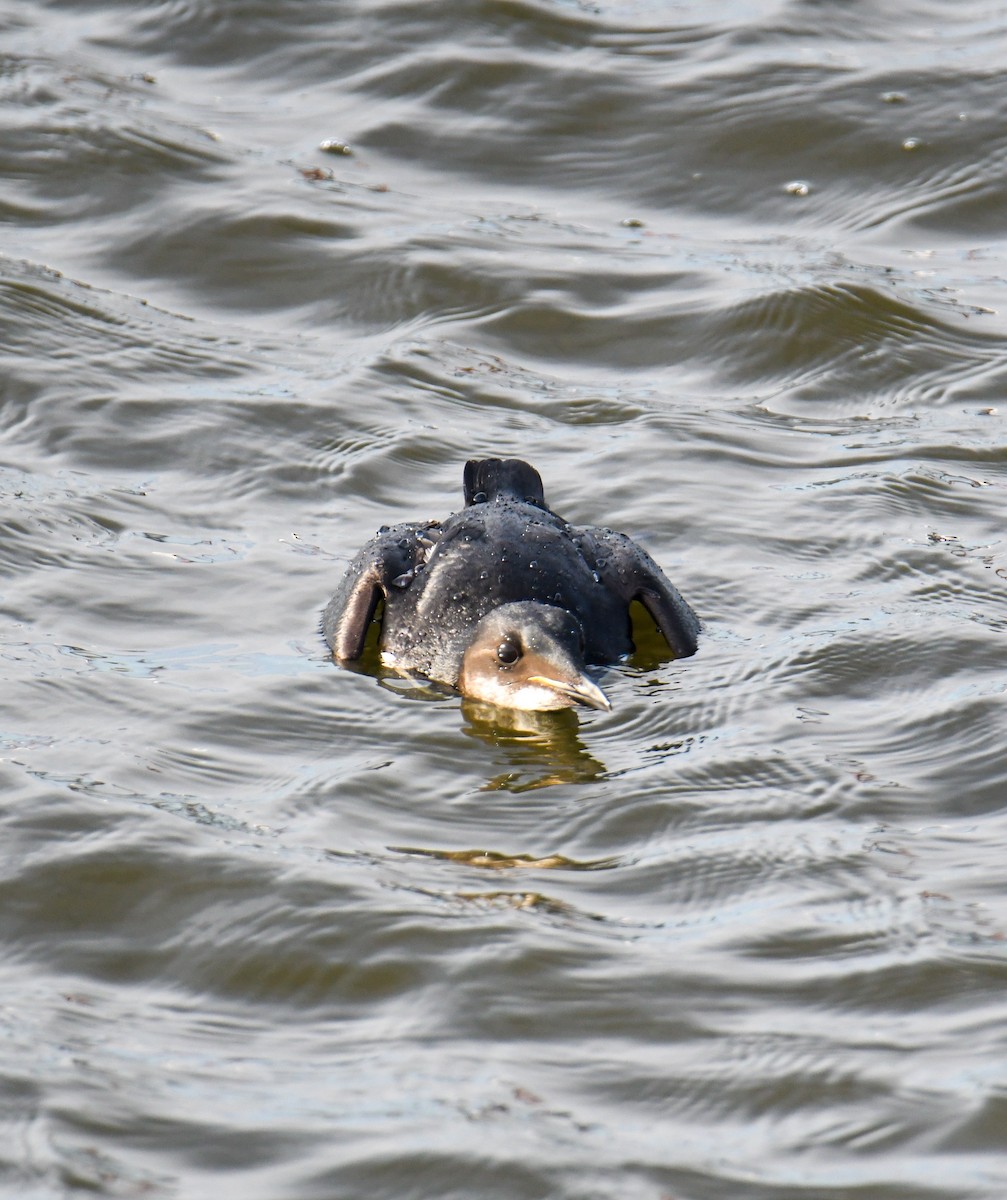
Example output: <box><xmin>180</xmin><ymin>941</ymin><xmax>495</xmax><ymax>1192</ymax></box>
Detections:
<box><xmin>463</xmin><ymin>458</ymin><xmax>546</xmax><ymax>507</ymax></box>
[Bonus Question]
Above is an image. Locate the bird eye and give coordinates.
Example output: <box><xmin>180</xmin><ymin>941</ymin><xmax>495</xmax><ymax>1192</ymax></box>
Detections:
<box><xmin>496</xmin><ymin>640</ymin><xmax>520</xmax><ymax>665</ymax></box>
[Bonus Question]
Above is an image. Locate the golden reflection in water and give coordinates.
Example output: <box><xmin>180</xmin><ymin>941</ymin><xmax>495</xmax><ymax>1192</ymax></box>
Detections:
<box><xmin>389</xmin><ymin>845</ymin><xmax>619</xmax><ymax>871</ymax></box>
<box><xmin>628</xmin><ymin>598</ymin><xmax>679</xmax><ymax>672</ymax></box>
<box><xmin>460</xmin><ymin>700</ymin><xmax>607</xmax><ymax>790</ymax></box>
<box><xmin>395</xmin><ymin>846</ymin><xmax>614</xmax><ymax>921</ymax></box>
<box><xmin>415</xmin><ymin>885</ymin><xmax>604</xmax><ymax>921</ymax></box>
<box><xmin>452</xmin><ymin>890</ymin><xmax>593</xmax><ymax>917</ymax></box>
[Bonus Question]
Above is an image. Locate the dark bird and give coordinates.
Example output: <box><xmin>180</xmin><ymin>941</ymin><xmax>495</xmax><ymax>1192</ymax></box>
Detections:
<box><xmin>323</xmin><ymin>458</ymin><xmax>699</xmax><ymax>711</ymax></box>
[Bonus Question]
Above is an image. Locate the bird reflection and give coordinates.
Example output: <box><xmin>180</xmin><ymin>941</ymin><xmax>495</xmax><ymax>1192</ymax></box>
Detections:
<box><xmin>334</xmin><ymin>605</ymin><xmax>694</xmax><ymax>791</ymax></box>
<box><xmin>338</xmin><ymin>642</ymin><xmax>609</xmax><ymax>787</ymax></box>
<box><xmin>460</xmin><ymin>699</ymin><xmax>607</xmax><ymax>790</ymax></box>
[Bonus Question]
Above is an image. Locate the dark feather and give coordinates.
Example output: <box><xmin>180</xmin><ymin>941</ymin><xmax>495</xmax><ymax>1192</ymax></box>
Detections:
<box><xmin>463</xmin><ymin>458</ymin><xmax>547</xmax><ymax>507</ymax></box>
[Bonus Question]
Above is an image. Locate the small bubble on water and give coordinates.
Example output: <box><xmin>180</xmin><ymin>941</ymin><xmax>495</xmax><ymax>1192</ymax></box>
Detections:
<box><xmin>620</xmin><ymin>217</ymin><xmax>645</xmax><ymax>228</ymax></box>
<box><xmin>319</xmin><ymin>138</ymin><xmax>352</xmax><ymax>155</ymax></box>
<box><xmin>784</xmin><ymin>180</ymin><xmax>810</xmax><ymax>196</ymax></box>
<box><xmin>902</xmin><ymin>137</ymin><xmax>922</xmax><ymax>151</ymax></box>
<box><xmin>881</xmin><ymin>91</ymin><xmax>907</xmax><ymax>103</ymax></box>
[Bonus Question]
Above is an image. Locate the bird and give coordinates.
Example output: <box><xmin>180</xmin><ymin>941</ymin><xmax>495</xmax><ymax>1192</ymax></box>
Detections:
<box><xmin>322</xmin><ymin>457</ymin><xmax>699</xmax><ymax>712</ymax></box>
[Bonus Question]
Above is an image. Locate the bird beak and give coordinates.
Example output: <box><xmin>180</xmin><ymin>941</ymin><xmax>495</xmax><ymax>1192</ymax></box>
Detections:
<box><xmin>527</xmin><ymin>674</ymin><xmax>612</xmax><ymax>712</ymax></box>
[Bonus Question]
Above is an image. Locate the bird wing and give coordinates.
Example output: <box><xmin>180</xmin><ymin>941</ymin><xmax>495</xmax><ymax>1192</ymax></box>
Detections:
<box><xmin>576</xmin><ymin>527</ymin><xmax>700</xmax><ymax>659</ymax></box>
<box><xmin>322</xmin><ymin>522</ymin><xmax>429</xmax><ymax>660</ymax></box>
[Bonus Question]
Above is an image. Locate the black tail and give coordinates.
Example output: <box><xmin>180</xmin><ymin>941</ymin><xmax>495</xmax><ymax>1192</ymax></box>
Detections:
<box><xmin>463</xmin><ymin>458</ymin><xmax>546</xmax><ymax>507</ymax></box>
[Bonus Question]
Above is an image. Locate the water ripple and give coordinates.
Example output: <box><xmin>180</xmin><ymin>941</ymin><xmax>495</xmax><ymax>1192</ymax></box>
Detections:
<box><xmin>3</xmin><ymin>1</ymin><xmax>1007</xmax><ymax>1196</ymax></box>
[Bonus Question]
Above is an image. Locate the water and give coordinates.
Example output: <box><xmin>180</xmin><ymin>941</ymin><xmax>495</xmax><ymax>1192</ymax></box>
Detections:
<box><xmin>2</xmin><ymin>1</ymin><xmax>1006</xmax><ymax>1197</ymax></box>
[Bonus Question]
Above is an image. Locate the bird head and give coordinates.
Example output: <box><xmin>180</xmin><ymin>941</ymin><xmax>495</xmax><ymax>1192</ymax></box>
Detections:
<box><xmin>458</xmin><ymin>602</ymin><xmax>611</xmax><ymax>712</ymax></box>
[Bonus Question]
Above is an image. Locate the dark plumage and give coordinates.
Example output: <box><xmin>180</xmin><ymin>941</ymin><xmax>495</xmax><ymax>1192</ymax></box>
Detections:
<box><xmin>323</xmin><ymin>458</ymin><xmax>699</xmax><ymax>710</ymax></box>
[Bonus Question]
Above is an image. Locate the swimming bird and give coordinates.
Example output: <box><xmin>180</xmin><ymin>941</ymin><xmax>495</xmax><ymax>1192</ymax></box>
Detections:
<box><xmin>323</xmin><ymin>458</ymin><xmax>699</xmax><ymax>711</ymax></box>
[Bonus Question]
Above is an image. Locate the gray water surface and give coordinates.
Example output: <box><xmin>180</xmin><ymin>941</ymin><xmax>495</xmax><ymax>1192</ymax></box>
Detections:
<box><xmin>2</xmin><ymin>1</ymin><xmax>1006</xmax><ymax>1197</ymax></box>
